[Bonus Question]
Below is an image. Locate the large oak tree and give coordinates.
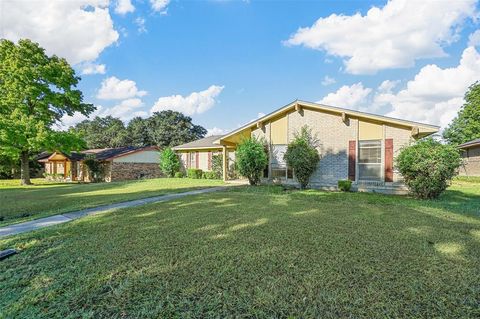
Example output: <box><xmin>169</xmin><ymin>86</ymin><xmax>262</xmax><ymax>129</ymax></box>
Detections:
<box><xmin>443</xmin><ymin>82</ymin><xmax>480</xmax><ymax>145</ymax></box>
<box><xmin>0</xmin><ymin>39</ymin><xmax>94</xmax><ymax>185</ymax></box>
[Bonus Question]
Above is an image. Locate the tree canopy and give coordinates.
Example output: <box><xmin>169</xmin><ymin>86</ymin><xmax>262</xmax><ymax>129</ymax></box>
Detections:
<box><xmin>70</xmin><ymin>111</ymin><xmax>207</xmax><ymax>149</ymax></box>
<box><xmin>443</xmin><ymin>82</ymin><xmax>480</xmax><ymax>145</ymax></box>
<box><xmin>71</xmin><ymin>116</ymin><xmax>130</xmax><ymax>149</ymax></box>
<box><xmin>0</xmin><ymin>39</ymin><xmax>93</xmax><ymax>184</ymax></box>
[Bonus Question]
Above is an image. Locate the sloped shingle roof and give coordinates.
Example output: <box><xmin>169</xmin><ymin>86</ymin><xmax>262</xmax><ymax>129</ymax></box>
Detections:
<box><xmin>172</xmin><ymin>135</ymin><xmax>223</xmax><ymax>150</ymax></box>
<box><xmin>458</xmin><ymin>138</ymin><xmax>480</xmax><ymax>149</ymax></box>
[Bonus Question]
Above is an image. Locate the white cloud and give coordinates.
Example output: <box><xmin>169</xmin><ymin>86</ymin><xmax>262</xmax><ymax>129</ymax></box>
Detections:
<box><xmin>150</xmin><ymin>0</ymin><xmax>170</xmax><ymax>14</ymax></box>
<box><xmin>59</xmin><ymin>98</ymin><xmax>147</xmax><ymax>128</ymax></box>
<box><xmin>151</xmin><ymin>85</ymin><xmax>225</xmax><ymax>116</ymax></box>
<box><xmin>81</xmin><ymin>63</ymin><xmax>106</xmax><ymax>75</ymax></box>
<box><xmin>206</xmin><ymin>127</ymin><xmax>228</xmax><ymax>136</ymax></box>
<box><xmin>316</xmin><ymin>46</ymin><xmax>480</xmax><ymax>128</ymax></box>
<box><xmin>386</xmin><ymin>46</ymin><xmax>480</xmax><ymax>128</ymax></box>
<box><xmin>97</xmin><ymin>76</ymin><xmax>147</xmax><ymax>100</ymax></box>
<box><xmin>377</xmin><ymin>80</ymin><xmax>399</xmax><ymax>93</ymax></box>
<box><xmin>468</xmin><ymin>30</ymin><xmax>480</xmax><ymax>47</ymax></box>
<box><xmin>285</xmin><ymin>0</ymin><xmax>477</xmax><ymax>74</ymax></box>
<box><xmin>1</xmin><ymin>0</ymin><xmax>119</xmax><ymax>65</ymax></box>
<box><xmin>115</xmin><ymin>0</ymin><xmax>135</xmax><ymax>15</ymax></box>
<box><xmin>108</xmin><ymin>98</ymin><xmax>147</xmax><ymax>120</ymax></box>
<box><xmin>318</xmin><ymin>83</ymin><xmax>372</xmax><ymax>109</ymax></box>
<box><xmin>135</xmin><ymin>17</ymin><xmax>147</xmax><ymax>33</ymax></box>
<box><xmin>321</xmin><ymin>76</ymin><xmax>336</xmax><ymax>86</ymax></box>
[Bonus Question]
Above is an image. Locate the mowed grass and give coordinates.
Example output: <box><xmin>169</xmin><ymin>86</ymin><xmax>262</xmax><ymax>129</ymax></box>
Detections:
<box><xmin>0</xmin><ymin>178</ymin><xmax>224</xmax><ymax>226</ymax></box>
<box><xmin>1</xmin><ymin>181</ymin><xmax>479</xmax><ymax>318</ymax></box>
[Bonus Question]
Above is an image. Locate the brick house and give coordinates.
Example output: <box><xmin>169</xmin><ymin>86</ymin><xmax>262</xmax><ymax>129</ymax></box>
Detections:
<box><xmin>458</xmin><ymin>138</ymin><xmax>480</xmax><ymax>176</ymax></box>
<box><xmin>38</xmin><ymin>146</ymin><xmax>162</xmax><ymax>182</ymax></box>
<box><xmin>173</xmin><ymin>100</ymin><xmax>439</xmax><ymax>193</ymax></box>
<box><xmin>173</xmin><ymin>135</ymin><xmax>237</xmax><ymax>178</ymax></box>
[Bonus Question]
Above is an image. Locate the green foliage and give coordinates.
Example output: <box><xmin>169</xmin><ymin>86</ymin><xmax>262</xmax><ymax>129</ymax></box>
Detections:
<box><xmin>236</xmin><ymin>137</ymin><xmax>268</xmax><ymax>185</ymax></box>
<box><xmin>147</xmin><ymin>111</ymin><xmax>207</xmax><ymax>147</ymax></box>
<box><xmin>83</xmin><ymin>155</ymin><xmax>106</xmax><ymax>183</ymax></box>
<box><xmin>396</xmin><ymin>138</ymin><xmax>462</xmax><ymax>199</ymax></box>
<box><xmin>338</xmin><ymin>180</ymin><xmax>352</xmax><ymax>192</ymax></box>
<box><xmin>203</xmin><ymin>171</ymin><xmax>220</xmax><ymax>179</ymax></box>
<box><xmin>69</xmin><ymin>111</ymin><xmax>208</xmax><ymax>149</ymax></box>
<box><xmin>211</xmin><ymin>154</ymin><xmax>223</xmax><ymax>178</ymax></box>
<box><xmin>443</xmin><ymin>82</ymin><xmax>480</xmax><ymax>145</ymax></box>
<box><xmin>174</xmin><ymin>171</ymin><xmax>184</xmax><ymax>178</ymax></box>
<box><xmin>127</xmin><ymin>116</ymin><xmax>151</xmax><ymax>147</ymax></box>
<box><xmin>71</xmin><ymin>116</ymin><xmax>129</xmax><ymax>149</ymax></box>
<box><xmin>160</xmin><ymin>148</ymin><xmax>180</xmax><ymax>177</ymax></box>
<box><xmin>0</xmin><ymin>39</ymin><xmax>93</xmax><ymax>185</ymax></box>
<box><xmin>187</xmin><ymin>168</ymin><xmax>203</xmax><ymax>179</ymax></box>
<box><xmin>284</xmin><ymin>126</ymin><xmax>320</xmax><ymax>189</ymax></box>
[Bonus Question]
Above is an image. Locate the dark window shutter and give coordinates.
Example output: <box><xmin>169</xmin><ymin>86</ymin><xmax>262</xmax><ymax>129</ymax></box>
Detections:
<box><xmin>195</xmin><ymin>152</ymin><xmax>199</xmax><ymax>169</ymax></box>
<box><xmin>348</xmin><ymin>140</ymin><xmax>356</xmax><ymax>181</ymax></box>
<box><xmin>385</xmin><ymin>138</ymin><xmax>393</xmax><ymax>182</ymax></box>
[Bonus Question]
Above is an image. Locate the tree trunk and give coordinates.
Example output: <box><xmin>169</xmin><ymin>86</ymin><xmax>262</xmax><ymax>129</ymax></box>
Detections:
<box><xmin>20</xmin><ymin>151</ymin><xmax>32</xmax><ymax>185</ymax></box>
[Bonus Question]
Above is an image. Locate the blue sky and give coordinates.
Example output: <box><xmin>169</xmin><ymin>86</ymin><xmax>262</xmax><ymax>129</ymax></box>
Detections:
<box><xmin>2</xmin><ymin>0</ymin><xmax>480</xmax><ymax>134</ymax></box>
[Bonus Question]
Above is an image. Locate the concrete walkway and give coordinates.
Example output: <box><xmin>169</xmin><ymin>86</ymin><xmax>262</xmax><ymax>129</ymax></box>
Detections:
<box><xmin>0</xmin><ymin>186</ymin><xmax>227</xmax><ymax>238</ymax></box>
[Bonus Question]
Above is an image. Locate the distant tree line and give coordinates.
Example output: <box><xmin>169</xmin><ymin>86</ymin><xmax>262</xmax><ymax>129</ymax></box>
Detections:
<box><xmin>70</xmin><ymin>110</ymin><xmax>207</xmax><ymax>149</ymax></box>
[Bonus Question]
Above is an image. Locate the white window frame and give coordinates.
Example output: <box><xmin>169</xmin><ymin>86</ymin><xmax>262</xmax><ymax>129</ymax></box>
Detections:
<box><xmin>358</xmin><ymin>139</ymin><xmax>382</xmax><ymax>181</ymax></box>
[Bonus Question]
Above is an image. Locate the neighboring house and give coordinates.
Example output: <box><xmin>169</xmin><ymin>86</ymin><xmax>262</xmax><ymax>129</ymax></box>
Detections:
<box><xmin>458</xmin><ymin>138</ymin><xmax>480</xmax><ymax>176</ymax></box>
<box><xmin>172</xmin><ymin>135</ymin><xmax>237</xmax><ymax>177</ymax></box>
<box><xmin>37</xmin><ymin>146</ymin><xmax>161</xmax><ymax>182</ymax></box>
<box><xmin>174</xmin><ymin>100</ymin><xmax>439</xmax><ymax>193</ymax></box>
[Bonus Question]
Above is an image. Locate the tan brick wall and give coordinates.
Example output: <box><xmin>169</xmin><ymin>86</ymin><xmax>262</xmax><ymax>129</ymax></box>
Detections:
<box><xmin>385</xmin><ymin>125</ymin><xmax>414</xmax><ymax>182</ymax></box>
<box><xmin>288</xmin><ymin>109</ymin><xmax>358</xmax><ymax>186</ymax></box>
<box><xmin>110</xmin><ymin>162</ymin><xmax>163</xmax><ymax>181</ymax></box>
<box><xmin>459</xmin><ymin>146</ymin><xmax>480</xmax><ymax>176</ymax></box>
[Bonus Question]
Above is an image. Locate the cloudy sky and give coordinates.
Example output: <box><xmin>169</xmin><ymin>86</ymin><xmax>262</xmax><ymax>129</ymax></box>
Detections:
<box><xmin>1</xmin><ymin>0</ymin><xmax>479</xmax><ymax>135</ymax></box>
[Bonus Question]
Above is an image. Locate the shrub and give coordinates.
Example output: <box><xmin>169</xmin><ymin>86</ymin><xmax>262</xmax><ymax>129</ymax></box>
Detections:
<box><xmin>174</xmin><ymin>171</ymin><xmax>184</xmax><ymax>178</ymax></box>
<box><xmin>159</xmin><ymin>148</ymin><xmax>180</xmax><ymax>177</ymax></box>
<box><xmin>203</xmin><ymin>171</ymin><xmax>220</xmax><ymax>179</ymax></box>
<box><xmin>212</xmin><ymin>154</ymin><xmax>223</xmax><ymax>178</ymax></box>
<box><xmin>396</xmin><ymin>138</ymin><xmax>462</xmax><ymax>199</ymax></box>
<box><xmin>338</xmin><ymin>180</ymin><xmax>352</xmax><ymax>192</ymax></box>
<box><xmin>187</xmin><ymin>168</ymin><xmax>203</xmax><ymax>179</ymax></box>
<box><xmin>236</xmin><ymin>137</ymin><xmax>268</xmax><ymax>185</ymax></box>
<box><xmin>83</xmin><ymin>155</ymin><xmax>106</xmax><ymax>183</ymax></box>
<box><xmin>284</xmin><ymin>126</ymin><xmax>320</xmax><ymax>189</ymax></box>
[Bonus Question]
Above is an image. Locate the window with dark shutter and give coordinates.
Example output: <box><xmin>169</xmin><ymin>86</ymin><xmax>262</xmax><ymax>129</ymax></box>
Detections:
<box><xmin>385</xmin><ymin>138</ymin><xmax>393</xmax><ymax>182</ymax></box>
<box><xmin>348</xmin><ymin>140</ymin><xmax>356</xmax><ymax>181</ymax></box>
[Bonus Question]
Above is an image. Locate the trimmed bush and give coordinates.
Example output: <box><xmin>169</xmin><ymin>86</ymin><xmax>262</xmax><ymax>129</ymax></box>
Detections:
<box><xmin>211</xmin><ymin>154</ymin><xmax>223</xmax><ymax>178</ymax></box>
<box><xmin>159</xmin><ymin>148</ymin><xmax>180</xmax><ymax>177</ymax></box>
<box><xmin>174</xmin><ymin>171</ymin><xmax>184</xmax><ymax>178</ymax></box>
<box><xmin>203</xmin><ymin>171</ymin><xmax>220</xmax><ymax>179</ymax></box>
<box><xmin>338</xmin><ymin>180</ymin><xmax>352</xmax><ymax>192</ymax></box>
<box><xmin>396</xmin><ymin>138</ymin><xmax>462</xmax><ymax>199</ymax></box>
<box><xmin>284</xmin><ymin>126</ymin><xmax>320</xmax><ymax>189</ymax></box>
<box><xmin>187</xmin><ymin>168</ymin><xmax>203</xmax><ymax>179</ymax></box>
<box><xmin>236</xmin><ymin>137</ymin><xmax>268</xmax><ymax>185</ymax></box>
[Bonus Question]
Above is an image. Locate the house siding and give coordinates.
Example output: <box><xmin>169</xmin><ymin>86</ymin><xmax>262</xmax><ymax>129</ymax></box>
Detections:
<box><xmin>288</xmin><ymin>109</ymin><xmax>358</xmax><ymax>187</ymax></box>
<box><xmin>252</xmin><ymin>107</ymin><xmax>414</xmax><ymax>191</ymax></box>
<box><xmin>459</xmin><ymin>145</ymin><xmax>480</xmax><ymax>176</ymax></box>
<box><xmin>385</xmin><ymin>125</ymin><xmax>413</xmax><ymax>183</ymax></box>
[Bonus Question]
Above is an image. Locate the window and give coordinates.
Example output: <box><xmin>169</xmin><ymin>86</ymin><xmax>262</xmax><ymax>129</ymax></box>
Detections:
<box><xmin>358</xmin><ymin>140</ymin><xmax>382</xmax><ymax>180</ymax></box>
<box><xmin>270</xmin><ymin>145</ymin><xmax>290</xmax><ymax>179</ymax></box>
<box><xmin>190</xmin><ymin>152</ymin><xmax>196</xmax><ymax>168</ymax></box>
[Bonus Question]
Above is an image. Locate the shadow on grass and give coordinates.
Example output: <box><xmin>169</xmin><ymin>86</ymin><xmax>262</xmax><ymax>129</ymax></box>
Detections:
<box><xmin>1</xmin><ymin>186</ymin><xmax>479</xmax><ymax>317</ymax></box>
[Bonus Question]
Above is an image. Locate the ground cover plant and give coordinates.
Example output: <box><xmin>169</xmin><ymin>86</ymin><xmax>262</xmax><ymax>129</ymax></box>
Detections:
<box><xmin>0</xmin><ymin>179</ymin><xmax>479</xmax><ymax>318</ymax></box>
<box><xmin>0</xmin><ymin>178</ymin><xmax>223</xmax><ymax>226</ymax></box>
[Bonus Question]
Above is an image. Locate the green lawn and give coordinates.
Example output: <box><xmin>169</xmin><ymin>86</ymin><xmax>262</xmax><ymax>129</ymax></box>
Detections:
<box><xmin>0</xmin><ymin>178</ymin><xmax>224</xmax><ymax>226</ymax></box>
<box><xmin>1</xmin><ymin>180</ymin><xmax>479</xmax><ymax>317</ymax></box>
